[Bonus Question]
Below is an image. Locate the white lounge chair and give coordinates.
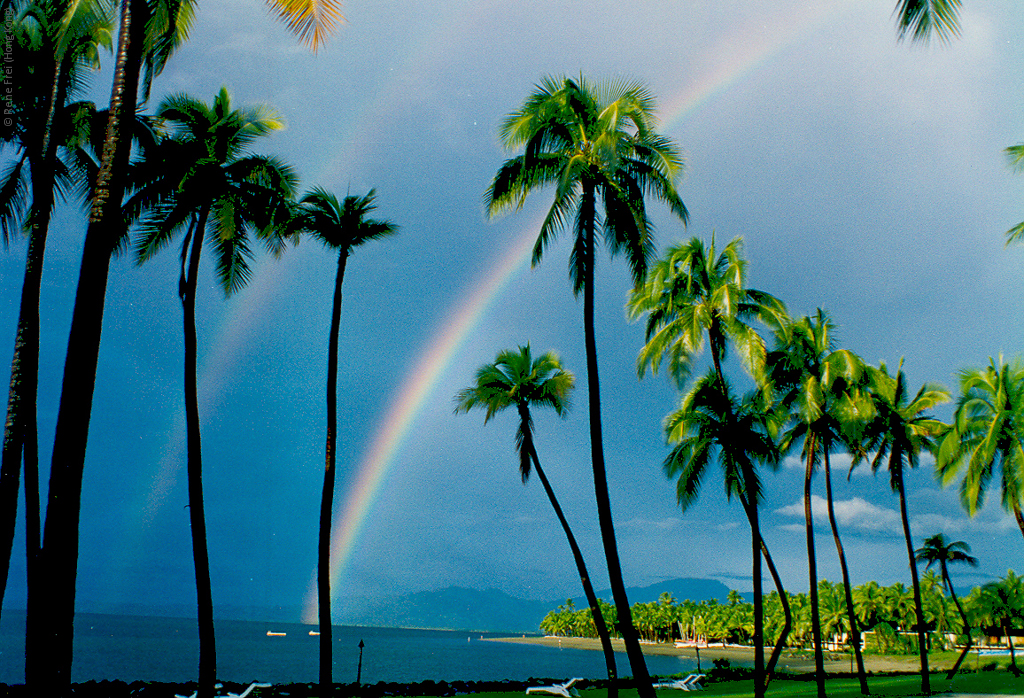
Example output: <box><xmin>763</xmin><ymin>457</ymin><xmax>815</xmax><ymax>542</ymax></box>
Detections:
<box><xmin>653</xmin><ymin>673</ymin><xmax>705</xmax><ymax>691</ymax></box>
<box><xmin>228</xmin><ymin>683</ymin><xmax>273</xmax><ymax>698</ymax></box>
<box><xmin>526</xmin><ymin>677</ymin><xmax>583</xmax><ymax>697</ymax></box>
<box><xmin>175</xmin><ymin>682</ymin><xmax>271</xmax><ymax>698</ymax></box>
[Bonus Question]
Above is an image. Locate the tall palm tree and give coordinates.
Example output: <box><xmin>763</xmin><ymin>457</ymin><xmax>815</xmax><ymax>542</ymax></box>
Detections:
<box><xmin>27</xmin><ymin>0</ymin><xmax>340</xmax><ymax>688</ymax></box>
<box><xmin>454</xmin><ymin>345</ymin><xmax>619</xmax><ymax>696</ymax></box>
<box><xmin>0</xmin><ymin>0</ymin><xmax>112</xmax><ymax>626</ymax></box>
<box><xmin>859</xmin><ymin>360</ymin><xmax>950</xmax><ymax>693</ymax></box>
<box><xmin>662</xmin><ymin>370</ymin><xmax>780</xmax><ymax>698</ymax></box>
<box><xmin>937</xmin><ymin>356</ymin><xmax>1024</xmax><ymax>541</ymax></box>
<box><xmin>132</xmin><ymin>87</ymin><xmax>296</xmax><ymax>696</ymax></box>
<box><xmin>287</xmin><ymin>188</ymin><xmax>397</xmax><ymax>690</ymax></box>
<box><xmin>484</xmin><ymin>75</ymin><xmax>687</xmax><ymax>695</ymax></box>
<box><xmin>894</xmin><ymin>0</ymin><xmax>962</xmax><ymax>42</ymax></box>
<box><xmin>626</xmin><ymin>234</ymin><xmax>790</xmax><ymax>691</ymax></box>
<box><xmin>765</xmin><ymin>310</ymin><xmax>868</xmax><ymax>697</ymax></box>
<box><xmin>915</xmin><ymin>533</ymin><xmax>978</xmax><ymax>677</ymax></box>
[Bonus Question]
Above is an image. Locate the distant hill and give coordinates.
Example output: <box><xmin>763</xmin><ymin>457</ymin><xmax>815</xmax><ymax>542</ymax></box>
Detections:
<box><xmin>331</xmin><ymin>577</ymin><xmax>737</xmax><ymax>633</ymax></box>
<box><xmin>70</xmin><ymin>577</ymin><xmax>742</xmax><ymax>632</ymax></box>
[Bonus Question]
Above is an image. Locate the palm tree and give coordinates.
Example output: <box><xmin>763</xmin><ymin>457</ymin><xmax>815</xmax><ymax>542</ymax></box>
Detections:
<box><xmin>27</xmin><ymin>0</ymin><xmax>340</xmax><ymax>688</ymax></box>
<box><xmin>626</xmin><ymin>235</ymin><xmax>787</xmax><ymax>388</ymax></box>
<box><xmin>662</xmin><ymin>370</ymin><xmax>780</xmax><ymax>698</ymax></box>
<box><xmin>287</xmin><ymin>188</ymin><xmax>397</xmax><ymax>690</ymax></box>
<box><xmin>626</xmin><ymin>235</ymin><xmax>789</xmax><ymax>692</ymax></box>
<box><xmin>484</xmin><ymin>75</ymin><xmax>687</xmax><ymax>695</ymax></box>
<box><xmin>454</xmin><ymin>345</ymin><xmax>619</xmax><ymax>695</ymax></box>
<box><xmin>915</xmin><ymin>533</ymin><xmax>979</xmax><ymax>677</ymax></box>
<box><xmin>0</xmin><ymin>0</ymin><xmax>112</xmax><ymax>626</ymax></box>
<box><xmin>976</xmin><ymin>572</ymin><xmax>1024</xmax><ymax>673</ymax></box>
<box><xmin>858</xmin><ymin>360</ymin><xmax>950</xmax><ymax>693</ymax></box>
<box><xmin>894</xmin><ymin>0</ymin><xmax>962</xmax><ymax>42</ymax></box>
<box><xmin>132</xmin><ymin>87</ymin><xmax>296</xmax><ymax>696</ymax></box>
<box><xmin>937</xmin><ymin>356</ymin><xmax>1024</xmax><ymax>541</ymax></box>
<box><xmin>765</xmin><ymin>310</ymin><xmax>868</xmax><ymax>697</ymax></box>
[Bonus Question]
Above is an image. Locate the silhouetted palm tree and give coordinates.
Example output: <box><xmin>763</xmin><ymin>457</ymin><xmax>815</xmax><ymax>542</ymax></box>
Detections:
<box><xmin>859</xmin><ymin>360</ymin><xmax>950</xmax><ymax>693</ymax></box>
<box><xmin>915</xmin><ymin>533</ymin><xmax>978</xmax><ymax>677</ymax></box>
<box><xmin>133</xmin><ymin>87</ymin><xmax>296</xmax><ymax>695</ymax></box>
<box><xmin>485</xmin><ymin>75</ymin><xmax>687</xmax><ymax>695</ymax></box>
<box><xmin>29</xmin><ymin>0</ymin><xmax>340</xmax><ymax>688</ymax></box>
<box><xmin>454</xmin><ymin>345</ymin><xmax>619</xmax><ymax>696</ymax></box>
<box><xmin>288</xmin><ymin>187</ymin><xmax>397</xmax><ymax>690</ymax></box>
<box><xmin>0</xmin><ymin>0</ymin><xmax>111</xmax><ymax>626</ymax></box>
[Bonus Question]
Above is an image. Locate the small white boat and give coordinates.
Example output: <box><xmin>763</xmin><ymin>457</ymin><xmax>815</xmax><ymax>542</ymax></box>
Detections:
<box><xmin>266</xmin><ymin>631</ymin><xmax>287</xmax><ymax>637</ymax></box>
<box><xmin>309</xmin><ymin>631</ymin><xmax>320</xmax><ymax>636</ymax></box>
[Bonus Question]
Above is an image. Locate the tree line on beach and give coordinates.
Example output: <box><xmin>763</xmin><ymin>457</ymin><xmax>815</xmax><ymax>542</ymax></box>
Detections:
<box><xmin>0</xmin><ymin>2</ymin><xmax>1012</xmax><ymax>698</ymax></box>
<box><xmin>539</xmin><ymin>572</ymin><xmax>1024</xmax><ymax>664</ymax></box>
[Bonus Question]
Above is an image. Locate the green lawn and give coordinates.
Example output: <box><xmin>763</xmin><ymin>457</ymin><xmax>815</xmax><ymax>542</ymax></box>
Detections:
<box><xmin>472</xmin><ymin>672</ymin><xmax>1024</xmax><ymax>698</ymax></box>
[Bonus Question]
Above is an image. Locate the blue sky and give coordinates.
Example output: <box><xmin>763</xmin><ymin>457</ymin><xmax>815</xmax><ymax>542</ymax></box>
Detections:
<box><xmin>2</xmin><ymin>0</ymin><xmax>1024</xmax><ymax>622</ymax></box>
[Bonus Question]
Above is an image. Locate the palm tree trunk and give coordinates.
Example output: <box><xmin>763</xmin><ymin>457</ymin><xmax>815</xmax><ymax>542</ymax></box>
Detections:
<box><xmin>759</xmin><ymin>534</ymin><xmax>790</xmax><ymax>687</ymax></box>
<box><xmin>896</xmin><ymin>471</ymin><xmax>929</xmax><ymax>693</ymax></box>
<box><xmin>822</xmin><ymin>451</ymin><xmax>868</xmax><ymax>694</ymax></box>
<box><xmin>580</xmin><ymin>185</ymin><xmax>653</xmax><ymax>697</ymax></box>
<box><xmin>739</xmin><ymin>489</ymin><xmax>765</xmax><ymax>698</ymax></box>
<box><xmin>0</xmin><ymin>34</ymin><xmax>72</xmax><ymax>627</ymax></box>
<box><xmin>25</xmin><ymin>0</ymin><xmax>148</xmax><ymax>686</ymax></box>
<box><xmin>182</xmin><ymin>211</ymin><xmax>217</xmax><ymax>698</ymax></box>
<box><xmin>803</xmin><ymin>439</ymin><xmax>826</xmax><ymax>698</ymax></box>
<box><xmin>527</xmin><ymin>442</ymin><xmax>618</xmax><ymax>696</ymax></box>
<box><xmin>319</xmin><ymin>250</ymin><xmax>348</xmax><ymax>689</ymax></box>
<box><xmin>943</xmin><ymin>565</ymin><xmax>972</xmax><ymax>678</ymax></box>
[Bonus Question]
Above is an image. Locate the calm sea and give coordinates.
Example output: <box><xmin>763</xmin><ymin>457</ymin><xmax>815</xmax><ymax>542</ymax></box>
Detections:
<box><xmin>0</xmin><ymin>612</ymin><xmax>698</xmax><ymax>685</ymax></box>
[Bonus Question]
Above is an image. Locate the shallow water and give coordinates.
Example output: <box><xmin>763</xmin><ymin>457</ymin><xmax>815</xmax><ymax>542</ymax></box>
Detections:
<box><xmin>0</xmin><ymin>611</ymin><xmax>697</xmax><ymax>685</ymax></box>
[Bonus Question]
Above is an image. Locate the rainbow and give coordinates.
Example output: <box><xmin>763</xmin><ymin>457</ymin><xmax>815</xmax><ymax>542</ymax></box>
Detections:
<box><xmin>300</xmin><ymin>218</ymin><xmax>543</xmax><ymax>623</ymax></box>
<box><xmin>300</xmin><ymin>0</ymin><xmax>854</xmax><ymax>620</ymax></box>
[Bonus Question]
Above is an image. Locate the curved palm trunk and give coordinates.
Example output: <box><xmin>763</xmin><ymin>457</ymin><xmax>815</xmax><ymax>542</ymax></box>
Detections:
<box><xmin>738</xmin><ymin>489</ymin><xmax>764</xmax><ymax>698</ymax></box>
<box><xmin>895</xmin><ymin>470</ymin><xmax>929</xmax><ymax>693</ymax></box>
<box><xmin>182</xmin><ymin>213</ymin><xmax>217</xmax><ymax>697</ymax></box>
<box><xmin>580</xmin><ymin>186</ymin><xmax>654</xmax><ymax>697</ymax></box>
<box><xmin>25</xmin><ymin>0</ymin><xmax>148</xmax><ymax>686</ymax></box>
<box><xmin>0</xmin><ymin>38</ymin><xmax>74</xmax><ymax>626</ymax></box>
<box><xmin>1014</xmin><ymin>504</ymin><xmax>1024</xmax><ymax>543</ymax></box>
<box><xmin>822</xmin><ymin>451</ymin><xmax>868</xmax><ymax>694</ymax></box>
<box><xmin>803</xmin><ymin>438</ymin><xmax>826</xmax><ymax>698</ymax></box>
<box><xmin>319</xmin><ymin>250</ymin><xmax>348</xmax><ymax>689</ymax></box>
<box><xmin>709</xmin><ymin>355</ymin><xmax>764</xmax><ymax>697</ymax></box>
<box><xmin>942</xmin><ymin>564</ymin><xmax>972</xmax><ymax>678</ymax></box>
<box><xmin>760</xmin><ymin>534</ymin><xmax>790</xmax><ymax>687</ymax></box>
<box><xmin>525</xmin><ymin>438</ymin><xmax>618</xmax><ymax>697</ymax></box>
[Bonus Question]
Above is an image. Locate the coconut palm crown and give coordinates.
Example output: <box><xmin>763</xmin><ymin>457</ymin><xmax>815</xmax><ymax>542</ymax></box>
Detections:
<box><xmin>454</xmin><ymin>344</ymin><xmax>573</xmax><ymax>482</ymax></box>
<box><xmin>937</xmin><ymin>356</ymin><xmax>1024</xmax><ymax>540</ymax></box>
<box><xmin>627</xmin><ymin>235</ymin><xmax>787</xmax><ymax>388</ymax></box>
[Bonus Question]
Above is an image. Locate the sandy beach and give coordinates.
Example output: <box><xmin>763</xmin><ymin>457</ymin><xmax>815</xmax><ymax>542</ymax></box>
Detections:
<box><xmin>487</xmin><ymin>636</ymin><xmax>939</xmax><ymax>675</ymax></box>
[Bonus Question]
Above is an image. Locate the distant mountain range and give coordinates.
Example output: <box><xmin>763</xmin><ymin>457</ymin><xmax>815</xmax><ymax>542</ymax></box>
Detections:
<box><xmin>72</xmin><ymin>577</ymin><xmax>738</xmax><ymax>632</ymax></box>
<box><xmin>330</xmin><ymin>577</ymin><xmax>735</xmax><ymax>633</ymax></box>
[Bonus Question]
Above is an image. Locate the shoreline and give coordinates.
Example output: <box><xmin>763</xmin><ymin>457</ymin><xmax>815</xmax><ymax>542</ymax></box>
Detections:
<box><xmin>486</xmin><ymin>636</ymin><xmax>939</xmax><ymax>674</ymax></box>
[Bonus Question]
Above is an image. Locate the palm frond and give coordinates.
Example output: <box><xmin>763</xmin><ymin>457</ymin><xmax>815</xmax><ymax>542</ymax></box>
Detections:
<box><xmin>267</xmin><ymin>0</ymin><xmax>344</xmax><ymax>52</ymax></box>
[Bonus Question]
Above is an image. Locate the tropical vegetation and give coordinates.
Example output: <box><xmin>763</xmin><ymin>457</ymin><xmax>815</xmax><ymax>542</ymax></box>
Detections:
<box><xmin>2</xmin><ymin>0</ymin><xmax>1024</xmax><ymax>694</ymax></box>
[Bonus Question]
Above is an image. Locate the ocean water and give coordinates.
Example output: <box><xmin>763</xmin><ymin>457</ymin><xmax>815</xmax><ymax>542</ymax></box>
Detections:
<box><xmin>0</xmin><ymin>612</ymin><xmax>698</xmax><ymax>685</ymax></box>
